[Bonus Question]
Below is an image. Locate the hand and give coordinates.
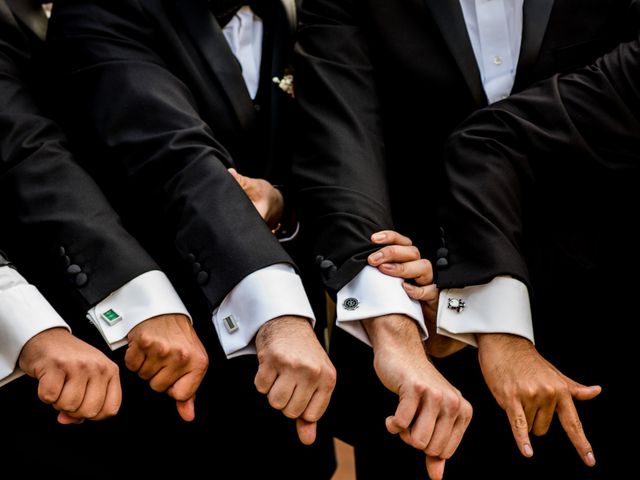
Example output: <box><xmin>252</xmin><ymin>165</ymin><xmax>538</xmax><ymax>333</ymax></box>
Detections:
<box><xmin>126</xmin><ymin>314</ymin><xmax>208</xmax><ymax>422</ymax></box>
<box><xmin>229</xmin><ymin>168</ymin><xmax>284</xmax><ymax>229</ymax></box>
<box><xmin>478</xmin><ymin>333</ymin><xmax>601</xmax><ymax>467</ymax></box>
<box><xmin>363</xmin><ymin>314</ymin><xmax>473</xmax><ymax>480</ymax></box>
<box><xmin>254</xmin><ymin>316</ymin><xmax>336</xmax><ymax>445</ymax></box>
<box><xmin>19</xmin><ymin>327</ymin><xmax>121</xmax><ymax>424</ymax></box>
<box><xmin>369</xmin><ymin>230</ymin><xmax>466</xmax><ymax>358</ymax></box>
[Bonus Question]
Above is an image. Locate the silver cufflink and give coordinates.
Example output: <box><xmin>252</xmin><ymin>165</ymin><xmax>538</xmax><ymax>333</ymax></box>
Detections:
<box><xmin>342</xmin><ymin>297</ymin><xmax>359</xmax><ymax>311</ymax></box>
<box><xmin>447</xmin><ymin>298</ymin><xmax>465</xmax><ymax>313</ymax></box>
<box><xmin>223</xmin><ymin>315</ymin><xmax>239</xmax><ymax>333</ymax></box>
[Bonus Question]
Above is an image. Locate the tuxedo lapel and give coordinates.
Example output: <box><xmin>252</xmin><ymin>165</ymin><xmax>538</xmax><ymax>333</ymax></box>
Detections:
<box><xmin>424</xmin><ymin>0</ymin><xmax>485</xmax><ymax>106</ymax></box>
<box><xmin>174</xmin><ymin>0</ymin><xmax>256</xmax><ymax>131</ymax></box>
<box><xmin>514</xmin><ymin>0</ymin><xmax>555</xmax><ymax>88</ymax></box>
<box><xmin>5</xmin><ymin>0</ymin><xmax>47</xmax><ymax>41</ymax></box>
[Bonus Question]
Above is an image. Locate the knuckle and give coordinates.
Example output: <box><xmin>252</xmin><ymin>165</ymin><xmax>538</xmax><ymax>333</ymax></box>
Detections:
<box><xmin>104</xmin><ymin>404</ymin><xmax>120</xmax><ymax>417</ymax></box>
<box><xmin>195</xmin><ymin>353</ymin><xmax>209</xmax><ymax>371</ymax></box>
<box><xmin>57</xmin><ymin>399</ymin><xmax>81</xmax><ymax>413</ymax></box>
<box><xmin>412</xmin><ymin>382</ymin><xmax>428</xmax><ymax>397</ymax></box>
<box><xmin>425</xmin><ymin>445</ymin><xmax>442</xmax><ymax>457</ymax></box>
<box><xmin>173</xmin><ymin>347</ymin><xmax>190</xmax><ymax>364</ymax></box>
<box><xmin>444</xmin><ymin>393</ymin><xmax>461</xmax><ymax>414</ymax></box>
<box><xmin>172</xmin><ymin>390</ymin><xmax>191</xmax><ymax>402</ymax></box>
<box><xmin>324</xmin><ymin>367</ymin><xmax>337</xmax><ymax>389</ymax></box>
<box><xmin>149</xmin><ymin>381</ymin><xmax>165</xmax><ymax>393</ymax></box>
<box><xmin>269</xmin><ymin>395</ymin><xmax>287</xmax><ymax>411</ymax></box>
<box><xmin>109</xmin><ymin>363</ymin><xmax>120</xmax><ymax>376</ymax></box>
<box><xmin>257</xmin><ymin>350</ymin><xmax>270</xmax><ymax>365</ymax></box>
<box><xmin>282</xmin><ymin>406</ymin><xmax>303</xmax><ymax>420</ymax></box>
<box><xmin>39</xmin><ymin>388</ymin><xmax>58</xmax><ymax>404</ymax></box>
<box><xmin>83</xmin><ymin>408</ymin><xmax>101</xmax><ymax>420</ymax></box>
<box><xmin>512</xmin><ymin>414</ymin><xmax>528</xmax><ymax>431</ymax></box>
<box><xmin>463</xmin><ymin>400</ymin><xmax>474</xmax><ymax>421</ymax></box>
<box><xmin>73</xmin><ymin>360</ymin><xmax>89</xmax><ymax>372</ymax></box>
<box><xmin>306</xmin><ymin>364</ymin><xmax>323</xmax><ymax>380</ymax></box>
<box><xmin>418</xmin><ymin>259</ymin><xmax>433</xmax><ymax>275</ymax></box>
<box><xmin>541</xmin><ymin>383</ymin><xmax>558</xmax><ymax>399</ymax></box>
<box><xmin>95</xmin><ymin>362</ymin><xmax>109</xmax><ymax>376</ymax></box>
<box><xmin>137</xmin><ymin>334</ymin><xmax>154</xmax><ymax>350</ymax></box>
<box><xmin>430</xmin><ymin>389</ymin><xmax>444</xmax><ymax>407</ymax></box>
<box><xmin>382</xmin><ymin>246</ymin><xmax>396</xmax><ymax>258</ymax></box>
<box><xmin>411</xmin><ymin>435</ymin><xmax>428</xmax><ymax>451</ymax></box>
<box><xmin>569</xmin><ymin>417</ymin><xmax>585</xmax><ymax>435</ymax></box>
<box><xmin>523</xmin><ymin>385</ymin><xmax>538</xmax><ymax>399</ymax></box>
<box><xmin>304</xmin><ymin>411</ymin><xmax>321</xmax><ymax>423</ymax></box>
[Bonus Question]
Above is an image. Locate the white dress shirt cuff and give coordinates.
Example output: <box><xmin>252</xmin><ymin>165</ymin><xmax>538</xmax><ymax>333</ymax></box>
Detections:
<box><xmin>212</xmin><ymin>264</ymin><xmax>315</xmax><ymax>359</ymax></box>
<box><xmin>87</xmin><ymin>270</ymin><xmax>191</xmax><ymax>351</ymax></box>
<box><xmin>0</xmin><ymin>275</ymin><xmax>70</xmax><ymax>387</ymax></box>
<box><xmin>437</xmin><ymin>276</ymin><xmax>534</xmax><ymax>347</ymax></box>
<box><xmin>336</xmin><ymin>266</ymin><xmax>426</xmax><ymax>347</ymax></box>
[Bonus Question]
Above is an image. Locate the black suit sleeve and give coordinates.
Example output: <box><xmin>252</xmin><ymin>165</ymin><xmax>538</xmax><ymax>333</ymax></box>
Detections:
<box><xmin>293</xmin><ymin>0</ymin><xmax>394</xmax><ymax>292</ymax></box>
<box><xmin>48</xmin><ymin>0</ymin><xmax>292</xmax><ymax>308</ymax></box>
<box><xmin>438</xmin><ymin>28</ymin><xmax>640</xmax><ymax>290</ymax></box>
<box><xmin>0</xmin><ymin>12</ymin><xmax>158</xmax><ymax>312</ymax></box>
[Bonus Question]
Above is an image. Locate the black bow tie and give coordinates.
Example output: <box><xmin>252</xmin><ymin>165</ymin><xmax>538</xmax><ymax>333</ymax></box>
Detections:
<box><xmin>210</xmin><ymin>0</ymin><xmax>249</xmax><ymax>26</ymax></box>
<box><xmin>210</xmin><ymin>0</ymin><xmax>271</xmax><ymax>27</ymax></box>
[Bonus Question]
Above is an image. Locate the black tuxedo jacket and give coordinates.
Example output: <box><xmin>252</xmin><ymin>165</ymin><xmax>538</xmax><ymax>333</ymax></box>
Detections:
<box><xmin>0</xmin><ymin>0</ymin><xmax>158</xmax><ymax>316</ymax></box>
<box><xmin>49</xmin><ymin>0</ymin><xmax>302</xmax><ymax>310</ymax></box>
<box><xmin>293</xmin><ymin>0</ymin><xmax>639</xmax><ymax>292</ymax></box>
<box><xmin>440</xmin><ymin>24</ymin><xmax>640</xmax><ymax>292</ymax></box>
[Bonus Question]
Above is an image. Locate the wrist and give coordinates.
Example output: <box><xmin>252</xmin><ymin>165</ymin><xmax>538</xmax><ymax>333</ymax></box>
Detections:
<box><xmin>256</xmin><ymin>315</ymin><xmax>311</xmax><ymax>350</ymax></box>
<box><xmin>477</xmin><ymin>332</ymin><xmax>533</xmax><ymax>351</ymax></box>
<box><xmin>363</xmin><ymin>314</ymin><xmax>423</xmax><ymax>351</ymax></box>
<box><xmin>19</xmin><ymin>327</ymin><xmax>72</xmax><ymax>370</ymax></box>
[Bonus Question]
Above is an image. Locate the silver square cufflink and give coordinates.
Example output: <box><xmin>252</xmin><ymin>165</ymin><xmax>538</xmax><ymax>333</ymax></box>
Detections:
<box><xmin>223</xmin><ymin>315</ymin><xmax>239</xmax><ymax>333</ymax></box>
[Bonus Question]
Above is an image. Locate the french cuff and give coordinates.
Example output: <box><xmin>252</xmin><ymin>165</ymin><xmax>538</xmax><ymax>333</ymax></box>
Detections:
<box><xmin>0</xmin><ymin>284</ymin><xmax>70</xmax><ymax>387</ymax></box>
<box><xmin>336</xmin><ymin>266</ymin><xmax>426</xmax><ymax>347</ymax></box>
<box><xmin>212</xmin><ymin>264</ymin><xmax>315</xmax><ymax>359</ymax></box>
<box><xmin>87</xmin><ymin>270</ymin><xmax>191</xmax><ymax>351</ymax></box>
<box><xmin>437</xmin><ymin>276</ymin><xmax>534</xmax><ymax>348</ymax></box>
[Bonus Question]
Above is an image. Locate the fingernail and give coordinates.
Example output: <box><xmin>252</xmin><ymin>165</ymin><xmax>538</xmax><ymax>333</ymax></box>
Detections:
<box><xmin>523</xmin><ymin>443</ymin><xmax>533</xmax><ymax>457</ymax></box>
<box><xmin>380</xmin><ymin>263</ymin><xmax>394</xmax><ymax>271</ymax></box>
<box><xmin>369</xmin><ymin>252</ymin><xmax>383</xmax><ymax>263</ymax></box>
<box><xmin>586</xmin><ymin>451</ymin><xmax>596</xmax><ymax>466</ymax></box>
<box><xmin>403</xmin><ymin>283</ymin><xmax>415</xmax><ymax>292</ymax></box>
<box><xmin>372</xmin><ymin>232</ymin><xmax>386</xmax><ymax>242</ymax></box>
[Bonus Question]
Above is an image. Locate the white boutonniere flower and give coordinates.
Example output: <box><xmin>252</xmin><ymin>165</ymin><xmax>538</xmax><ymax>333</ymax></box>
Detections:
<box><xmin>272</xmin><ymin>72</ymin><xmax>294</xmax><ymax>98</ymax></box>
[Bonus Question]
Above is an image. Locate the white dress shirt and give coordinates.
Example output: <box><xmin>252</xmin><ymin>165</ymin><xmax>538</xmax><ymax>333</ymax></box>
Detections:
<box><xmin>0</xmin><ymin>266</ymin><xmax>70</xmax><ymax>387</ymax></box>
<box><xmin>333</xmin><ymin>0</ymin><xmax>533</xmax><ymax>348</ymax></box>
<box><xmin>459</xmin><ymin>0</ymin><xmax>523</xmax><ymax>103</ymax></box>
<box><xmin>437</xmin><ymin>0</ymin><xmax>533</xmax><ymax>347</ymax></box>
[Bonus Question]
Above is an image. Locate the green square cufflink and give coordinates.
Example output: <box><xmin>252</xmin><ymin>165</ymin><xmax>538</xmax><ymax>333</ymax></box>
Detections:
<box><xmin>101</xmin><ymin>308</ymin><xmax>123</xmax><ymax>326</ymax></box>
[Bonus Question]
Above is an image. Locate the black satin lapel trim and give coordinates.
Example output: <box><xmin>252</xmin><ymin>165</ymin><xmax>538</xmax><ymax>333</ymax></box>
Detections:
<box><xmin>174</xmin><ymin>0</ymin><xmax>256</xmax><ymax>131</ymax></box>
<box><xmin>5</xmin><ymin>0</ymin><xmax>47</xmax><ymax>41</ymax></box>
<box><xmin>515</xmin><ymin>0</ymin><xmax>555</xmax><ymax>87</ymax></box>
<box><xmin>424</xmin><ymin>0</ymin><xmax>486</xmax><ymax>106</ymax></box>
